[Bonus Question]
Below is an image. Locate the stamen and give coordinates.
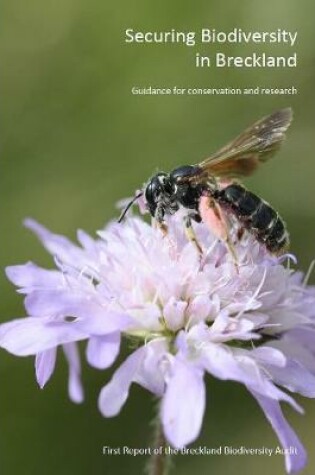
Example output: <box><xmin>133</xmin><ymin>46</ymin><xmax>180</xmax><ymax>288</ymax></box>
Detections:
<box><xmin>235</xmin><ymin>268</ymin><xmax>267</xmax><ymax>319</ymax></box>
<box><xmin>303</xmin><ymin>259</ymin><xmax>315</xmax><ymax>286</ymax></box>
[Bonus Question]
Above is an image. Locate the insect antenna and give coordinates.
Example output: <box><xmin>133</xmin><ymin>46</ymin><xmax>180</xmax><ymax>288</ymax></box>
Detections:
<box><xmin>118</xmin><ymin>192</ymin><xmax>144</xmax><ymax>223</ymax></box>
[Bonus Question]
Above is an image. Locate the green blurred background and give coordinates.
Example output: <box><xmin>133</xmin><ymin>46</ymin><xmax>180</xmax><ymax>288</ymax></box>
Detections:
<box><xmin>1</xmin><ymin>0</ymin><xmax>315</xmax><ymax>474</ymax></box>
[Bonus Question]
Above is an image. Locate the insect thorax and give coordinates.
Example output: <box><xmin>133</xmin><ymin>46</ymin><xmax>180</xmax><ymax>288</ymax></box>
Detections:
<box><xmin>145</xmin><ymin>168</ymin><xmax>207</xmax><ymax>221</ymax></box>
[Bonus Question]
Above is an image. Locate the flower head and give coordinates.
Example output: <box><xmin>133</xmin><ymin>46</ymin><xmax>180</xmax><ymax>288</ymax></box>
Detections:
<box><xmin>1</xmin><ymin>213</ymin><xmax>315</xmax><ymax>473</ymax></box>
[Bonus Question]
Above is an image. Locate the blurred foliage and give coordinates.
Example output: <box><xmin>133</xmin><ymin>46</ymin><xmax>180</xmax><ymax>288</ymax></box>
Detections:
<box><xmin>1</xmin><ymin>0</ymin><xmax>315</xmax><ymax>474</ymax></box>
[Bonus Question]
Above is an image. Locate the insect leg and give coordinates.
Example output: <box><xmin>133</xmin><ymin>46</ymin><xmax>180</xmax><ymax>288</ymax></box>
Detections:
<box><xmin>152</xmin><ymin>210</ymin><xmax>181</xmax><ymax>258</ymax></box>
<box><xmin>183</xmin><ymin>215</ymin><xmax>203</xmax><ymax>255</ymax></box>
<box><xmin>225</xmin><ymin>233</ymin><xmax>239</xmax><ymax>270</ymax></box>
<box><xmin>155</xmin><ymin>220</ymin><xmax>168</xmax><ymax>236</ymax></box>
<box><xmin>237</xmin><ymin>227</ymin><xmax>246</xmax><ymax>241</ymax></box>
<box><xmin>152</xmin><ymin>203</ymin><xmax>166</xmax><ymax>232</ymax></box>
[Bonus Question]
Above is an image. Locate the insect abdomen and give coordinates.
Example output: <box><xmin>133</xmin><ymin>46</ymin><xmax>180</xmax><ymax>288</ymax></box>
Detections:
<box><xmin>217</xmin><ymin>184</ymin><xmax>289</xmax><ymax>254</ymax></box>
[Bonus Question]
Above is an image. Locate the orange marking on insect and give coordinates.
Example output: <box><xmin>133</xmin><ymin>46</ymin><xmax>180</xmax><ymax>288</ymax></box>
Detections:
<box><xmin>198</xmin><ymin>195</ymin><xmax>228</xmax><ymax>242</ymax></box>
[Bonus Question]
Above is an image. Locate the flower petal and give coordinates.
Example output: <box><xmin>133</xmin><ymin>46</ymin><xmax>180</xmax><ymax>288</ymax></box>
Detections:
<box><xmin>250</xmin><ymin>391</ymin><xmax>307</xmax><ymax>474</ymax></box>
<box><xmin>161</xmin><ymin>359</ymin><xmax>205</xmax><ymax>448</ymax></box>
<box><xmin>98</xmin><ymin>347</ymin><xmax>145</xmax><ymax>417</ymax></box>
<box><xmin>0</xmin><ymin>317</ymin><xmax>87</xmax><ymax>356</ymax></box>
<box><xmin>6</xmin><ymin>263</ymin><xmax>62</xmax><ymax>292</ymax></box>
<box><xmin>187</xmin><ymin>295</ymin><xmax>213</xmax><ymax>325</ymax></box>
<box><xmin>63</xmin><ymin>343</ymin><xmax>84</xmax><ymax>403</ymax></box>
<box><xmin>199</xmin><ymin>342</ymin><xmax>303</xmax><ymax>413</ymax></box>
<box><xmin>35</xmin><ymin>348</ymin><xmax>57</xmax><ymax>388</ymax></box>
<box><xmin>77</xmin><ymin>229</ymin><xmax>98</xmax><ymax>254</ymax></box>
<box><xmin>86</xmin><ymin>333</ymin><xmax>120</xmax><ymax>369</ymax></box>
<box><xmin>163</xmin><ymin>298</ymin><xmax>187</xmax><ymax>331</ymax></box>
<box><xmin>265</xmin><ymin>358</ymin><xmax>315</xmax><ymax>398</ymax></box>
<box><xmin>200</xmin><ymin>340</ymin><xmax>253</xmax><ymax>382</ymax></box>
<box><xmin>270</xmin><ymin>337</ymin><xmax>315</xmax><ymax>374</ymax></box>
<box><xmin>250</xmin><ymin>346</ymin><xmax>286</xmax><ymax>367</ymax></box>
<box><xmin>134</xmin><ymin>339</ymin><xmax>167</xmax><ymax>396</ymax></box>
<box><xmin>24</xmin><ymin>289</ymin><xmax>89</xmax><ymax>317</ymax></box>
<box><xmin>24</xmin><ymin>219</ymin><xmax>93</xmax><ymax>270</ymax></box>
<box><xmin>207</xmin><ymin>312</ymin><xmax>261</xmax><ymax>342</ymax></box>
<box><xmin>25</xmin><ymin>290</ymin><xmax>133</xmax><ymax>335</ymax></box>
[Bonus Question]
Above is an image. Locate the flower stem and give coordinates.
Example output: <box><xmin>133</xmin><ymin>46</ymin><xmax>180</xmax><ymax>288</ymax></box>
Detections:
<box><xmin>147</xmin><ymin>404</ymin><xmax>172</xmax><ymax>475</ymax></box>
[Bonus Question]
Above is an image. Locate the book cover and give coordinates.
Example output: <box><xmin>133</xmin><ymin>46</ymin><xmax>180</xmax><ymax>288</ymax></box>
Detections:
<box><xmin>1</xmin><ymin>1</ymin><xmax>315</xmax><ymax>474</ymax></box>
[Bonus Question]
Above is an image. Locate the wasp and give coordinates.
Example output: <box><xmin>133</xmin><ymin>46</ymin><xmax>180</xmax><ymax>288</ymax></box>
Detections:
<box><xmin>119</xmin><ymin>108</ymin><xmax>292</xmax><ymax>262</ymax></box>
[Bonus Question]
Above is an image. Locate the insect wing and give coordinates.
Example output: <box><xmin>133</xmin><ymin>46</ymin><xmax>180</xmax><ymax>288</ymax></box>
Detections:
<box><xmin>195</xmin><ymin>108</ymin><xmax>293</xmax><ymax>179</ymax></box>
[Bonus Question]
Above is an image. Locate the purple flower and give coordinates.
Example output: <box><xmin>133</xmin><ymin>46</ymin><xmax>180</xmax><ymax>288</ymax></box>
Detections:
<box><xmin>1</xmin><ymin>214</ymin><xmax>315</xmax><ymax>474</ymax></box>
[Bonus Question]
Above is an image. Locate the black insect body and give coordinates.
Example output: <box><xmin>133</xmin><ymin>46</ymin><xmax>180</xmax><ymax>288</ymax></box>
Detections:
<box><xmin>119</xmin><ymin>108</ymin><xmax>293</xmax><ymax>258</ymax></box>
<box><xmin>215</xmin><ymin>184</ymin><xmax>289</xmax><ymax>254</ymax></box>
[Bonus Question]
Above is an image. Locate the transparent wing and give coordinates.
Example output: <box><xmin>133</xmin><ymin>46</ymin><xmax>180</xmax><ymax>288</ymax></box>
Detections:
<box><xmin>194</xmin><ymin>108</ymin><xmax>293</xmax><ymax>179</ymax></box>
